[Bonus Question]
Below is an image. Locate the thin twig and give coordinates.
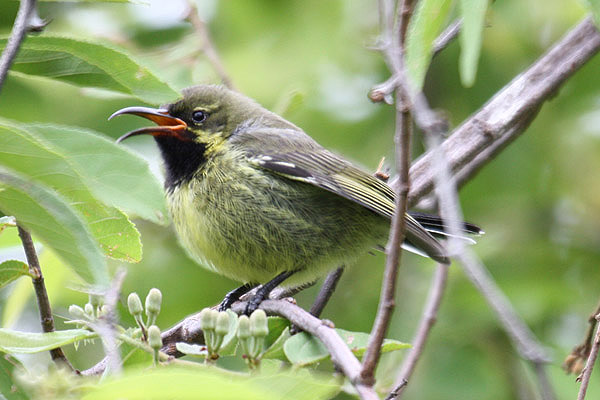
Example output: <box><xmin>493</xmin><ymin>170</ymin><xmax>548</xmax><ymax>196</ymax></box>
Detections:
<box><xmin>577</xmin><ymin>313</ymin><xmax>600</xmax><ymax>400</ymax></box>
<box><xmin>309</xmin><ymin>266</ymin><xmax>345</xmax><ymax>318</ymax></box>
<box><xmin>390</xmin><ymin>264</ymin><xmax>448</xmax><ymax>399</ymax></box>
<box><xmin>432</xmin><ymin>19</ymin><xmax>461</xmax><ymax>56</ymax></box>
<box><xmin>384</xmin><ymin>379</ymin><xmax>408</xmax><ymax>400</ymax></box>
<box><xmin>0</xmin><ymin>0</ymin><xmax>39</xmax><ymax>93</ymax></box>
<box><xmin>17</xmin><ymin>225</ymin><xmax>73</xmax><ymax>370</ymax></box>
<box><xmin>185</xmin><ymin>1</ymin><xmax>235</xmax><ymax>90</ymax></box>
<box><xmin>360</xmin><ymin>0</ymin><xmax>415</xmax><ymax>385</ymax></box>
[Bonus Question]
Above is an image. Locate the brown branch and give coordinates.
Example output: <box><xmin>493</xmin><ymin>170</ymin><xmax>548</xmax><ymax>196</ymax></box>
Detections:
<box><xmin>360</xmin><ymin>0</ymin><xmax>415</xmax><ymax>385</ymax></box>
<box><xmin>17</xmin><ymin>225</ymin><xmax>73</xmax><ymax>370</ymax></box>
<box><xmin>577</xmin><ymin>313</ymin><xmax>600</xmax><ymax>400</ymax></box>
<box><xmin>185</xmin><ymin>1</ymin><xmax>235</xmax><ymax>90</ymax></box>
<box><xmin>403</xmin><ymin>17</ymin><xmax>600</xmax><ymax>205</ymax></box>
<box><xmin>389</xmin><ymin>264</ymin><xmax>448</xmax><ymax>399</ymax></box>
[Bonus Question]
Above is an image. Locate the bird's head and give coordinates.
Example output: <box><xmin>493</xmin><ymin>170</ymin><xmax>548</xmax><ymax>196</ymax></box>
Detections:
<box><xmin>110</xmin><ymin>85</ymin><xmax>265</xmax><ymax>146</ymax></box>
<box><xmin>111</xmin><ymin>85</ymin><xmax>272</xmax><ymax>190</ymax></box>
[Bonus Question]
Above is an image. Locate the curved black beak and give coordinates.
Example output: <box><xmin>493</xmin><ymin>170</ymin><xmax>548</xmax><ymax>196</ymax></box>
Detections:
<box><xmin>109</xmin><ymin>106</ymin><xmax>188</xmax><ymax>143</ymax></box>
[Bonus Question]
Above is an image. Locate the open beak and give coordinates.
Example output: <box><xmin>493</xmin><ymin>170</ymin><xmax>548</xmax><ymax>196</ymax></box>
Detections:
<box><xmin>109</xmin><ymin>106</ymin><xmax>188</xmax><ymax>143</ymax></box>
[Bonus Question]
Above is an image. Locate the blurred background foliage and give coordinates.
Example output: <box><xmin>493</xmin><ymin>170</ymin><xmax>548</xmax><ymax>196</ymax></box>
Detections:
<box><xmin>0</xmin><ymin>0</ymin><xmax>599</xmax><ymax>398</ymax></box>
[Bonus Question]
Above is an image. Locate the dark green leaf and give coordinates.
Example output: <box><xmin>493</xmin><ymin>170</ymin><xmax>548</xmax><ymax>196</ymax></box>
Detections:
<box><xmin>0</xmin><ymin>36</ymin><xmax>178</xmax><ymax>104</ymax></box>
<box><xmin>458</xmin><ymin>0</ymin><xmax>489</xmax><ymax>87</ymax></box>
<box><xmin>0</xmin><ymin>328</ymin><xmax>96</xmax><ymax>353</ymax></box>
<box><xmin>0</xmin><ymin>167</ymin><xmax>108</xmax><ymax>286</ymax></box>
<box><xmin>0</xmin><ymin>260</ymin><xmax>31</xmax><ymax>289</ymax></box>
<box><xmin>405</xmin><ymin>0</ymin><xmax>453</xmax><ymax>89</ymax></box>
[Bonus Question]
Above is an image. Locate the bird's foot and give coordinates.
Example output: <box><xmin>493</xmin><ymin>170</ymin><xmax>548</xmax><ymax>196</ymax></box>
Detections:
<box><xmin>218</xmin><ymin>283</ymin><xmax>255</xmax><ymax>312</ymax></box>
<box><xmin>243</xmin><ymin>293</ymin><xmax>266</xmax><ymax>315</ymax></box>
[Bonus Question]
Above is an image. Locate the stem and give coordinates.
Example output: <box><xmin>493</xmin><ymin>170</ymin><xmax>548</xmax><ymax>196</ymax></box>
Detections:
<box><xmin>17</xmin><ymin>225</ymin><xmax>73</xmax><ymax>369</ymax></box>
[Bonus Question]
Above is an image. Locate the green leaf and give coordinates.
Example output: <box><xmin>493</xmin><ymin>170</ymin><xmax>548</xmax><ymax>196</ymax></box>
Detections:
<box><xmin>0</xmin><ymin>260</ymin><xmax>31</xmax><ymax>289</ymax></box>
<box><xmin>458</xmin><ymin>0</ymin><xmax>489</xmax><ymax>87</ymax></box>
<box><xmin>261</xmin><ymin>326</ymin><xmax>291</xmax><ymax>360</ymax></box>
<box><xmin>0</xmin><ymin>328</ymin><xmax>96</xmax><ymax>353</ymax></box>
<box><xmin>587</xmin><ymin>0</ymin><xmax>600</xmax><ymax>28</ymax></box>
<box><xmin>24</xmin><ymin>123</ymin><xmax>167</xmax><ymax>225</ymax></box>
<box><xmin>0</xmin><ymin>354</ymin><xmax>29</xmax><ymax>400</ymax></box>
<box><xmin>0</xmin><ymin>36</ymin><xmax>178</xmax><ymax>104</ymax></box>
<box><xmin>0</xmin><ymin>167</ymin><xmax>108</xmax><ymax>287</ymax></box>
<box><xmin>405</xmin><ymin>0</ymin><xmax>454</xmax><ymax>89</ymax></box>
<box><xmin>283</xmin><ymin>329</ymin><xmax>410</xmax><ymax>366</ymax></box>
<box><xmin>82</xmin><ymin>365</ymin><xmax>339</xmax><ymax>400</ymax></box>
<box><xmin>0</xmin><ymin>123</ymin><xmax>143</xmax><ymax>263</ymax></box>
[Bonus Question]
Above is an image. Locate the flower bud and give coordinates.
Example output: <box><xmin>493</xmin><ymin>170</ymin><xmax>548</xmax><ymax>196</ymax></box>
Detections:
<box><xmin>215</xmin><ymin>311</ymin><xmax>230</xmax><ymax>336</ymax></box>
<box><xmin>200</xmin><ymin>308</ymin><xmax>217</xmax><ymax>332</ymax></box>
<box><xmin>127</xmin><ymin>292</ymin><xmax>143</xmax><ymax>317</ymax></box>
<box><xmin>84</xmin><ymin>303</ymin><xmax>94</xmax><ymax>317</ymax></box>
<box><xmin>250</xmin><ymin>309</ymin><xmax>268</xmax><ymax>337</ymax></box>
<box><xmin>148</xmin><ymin>325</ymin><xmax>162</xmax><ymax>350</ymax></box>
<box><xmin>237</xmin><ymin>315</ymin><xmax>250</xmax><ymax>340</ymax></box>
<box><xmin>68</xmin><ymin>305</ymin><xmax>85</xmax><ymax>319</ymax></box>
<box><xmin>145</xmin><ymin>288</ymin><xmax>162</xmax><ymax>316</ymax></box>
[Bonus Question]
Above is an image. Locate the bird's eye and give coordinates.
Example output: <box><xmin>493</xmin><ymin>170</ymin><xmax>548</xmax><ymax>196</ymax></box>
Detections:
<box><xmin>192</xmin><ymin>110</ymin><xmax>208</xmax><ymax>123</ymax></box>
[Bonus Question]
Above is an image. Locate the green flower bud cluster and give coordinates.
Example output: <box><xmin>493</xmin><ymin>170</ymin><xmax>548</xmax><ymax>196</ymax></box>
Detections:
<box><xmin>200</xmin><ymin>308</ymin><xmax>231</xmax><ymax>361</ymax></box>
<box><xmin>68</xmin><ymin>293</ymin><xmax>107</xmax><ymax>324</ymax></box>
<box><xmin>237</xmin><ymin>309</ymin><xmax>268</xmax><ymax>368</ymax></box>
<box><xmin>126</xmin><ymin>288</ymin><xmax>163</xmax><ymax>339</ymax></box>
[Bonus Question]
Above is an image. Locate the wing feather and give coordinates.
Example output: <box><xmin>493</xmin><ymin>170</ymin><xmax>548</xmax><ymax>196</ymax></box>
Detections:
<box><xmin>250</xmin><ymin>149</ymin><xmax>450</xmax><ymax>264</ymax></box>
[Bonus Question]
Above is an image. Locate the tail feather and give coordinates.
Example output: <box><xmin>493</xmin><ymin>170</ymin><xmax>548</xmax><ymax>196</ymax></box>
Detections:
<box><xmin>408</xmin><ymin>211</ymin><xmax>484</xmax><ymax>236</ymax></box>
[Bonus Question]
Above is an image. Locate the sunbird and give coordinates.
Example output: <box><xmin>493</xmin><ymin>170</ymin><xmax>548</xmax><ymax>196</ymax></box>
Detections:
<box><xmin>111</xmin><ymin>85</ymin><xmax>481</xmax><ymax>313</ymax></box>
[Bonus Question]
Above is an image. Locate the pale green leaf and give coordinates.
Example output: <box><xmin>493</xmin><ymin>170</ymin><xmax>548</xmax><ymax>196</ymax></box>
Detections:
<box><xmin>0</xmin><ymin>122</ymin><xmax>143</xmax><ymax>262</ymax></box>
<box><xmin>284</xmin><ymin>329</ymin><xmax>410</xmax><ymax>366</ymax></box>
<box><xmin>0</xmin><ymin>328</ymin><xmax>96</xmax><ymax>353</ymax></box>
<box><xmin>24</xmin><ymin>123</ymin><xmax>167</xmax><ymax>225</ymax></box>
<box><xmin>82</xmin><ymin>365</ymin><xmax>339</xmax><ymax>400</ymax></box>
<box><xmin>458</xmin><ymin>0</ymin><xmax>489</xmax><ymax>87</ymax></box>
<box><xmin>0</xmin><ymin>167</ymin><xmax>108</xmax><ymax>286</ymax></box>
<box><xmin>405</xmin><ymin>0</ymin><xmax>454</xmax><ymax>89</ymax></box>
<box><xmin>0</xmin><ymin>36</ymin><xmax>178</xmax><ymax>104</ymax></box>
<box><xmin>0</xmin><ymin>260</ymin><xmax>31</xmax><ymax>289</ymax></box>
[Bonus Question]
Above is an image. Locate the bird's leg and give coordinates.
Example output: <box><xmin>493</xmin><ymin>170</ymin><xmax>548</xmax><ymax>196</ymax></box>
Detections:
<box><xmin>218</xmin><ymin>283</ymin><xmax>257</xmax><ymax>311</ymax></box>
<box><xmin>244</xmin><ymin>271</ymin><xmax>295</xmax><ymax>315</ymax></box>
